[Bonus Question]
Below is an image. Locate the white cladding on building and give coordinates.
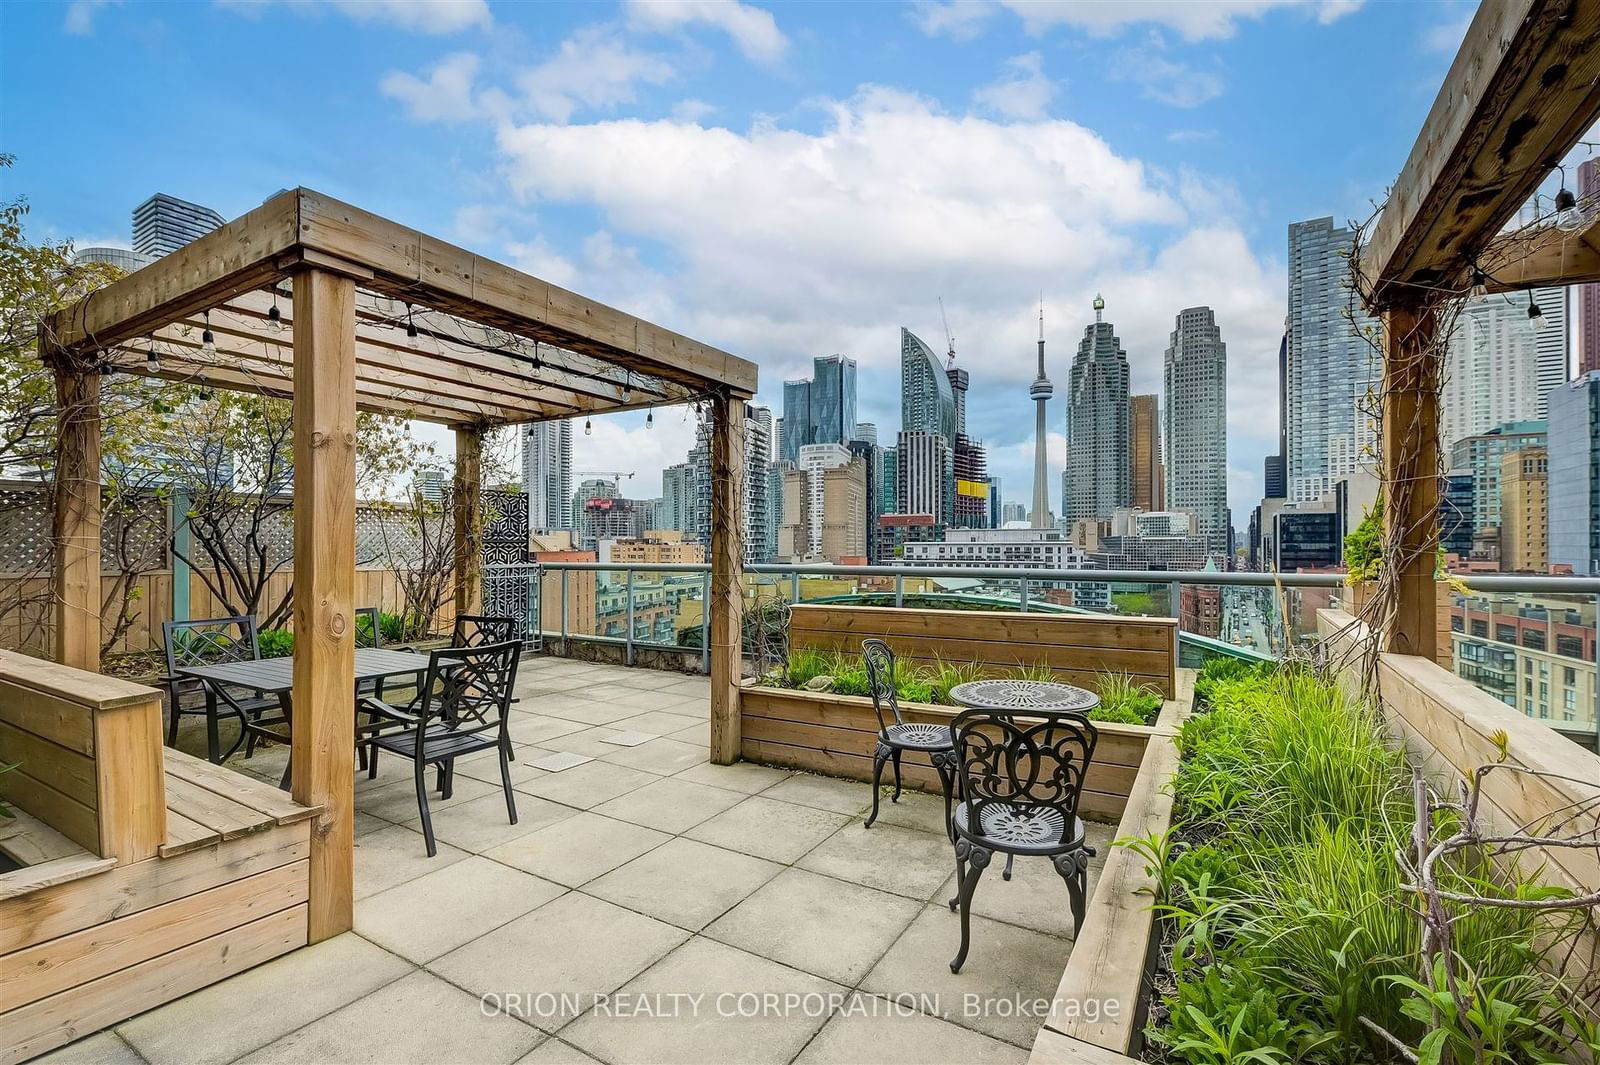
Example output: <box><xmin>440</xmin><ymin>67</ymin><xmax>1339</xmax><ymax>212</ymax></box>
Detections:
<box><xmin>521</xmin><ymin>419</ymin><xmax>573</xmax><ymax>531</ymax></box>
<box><xmin>1441</xmin><ymin>288</ymin><xmax>1571</xmax><ymax>454</ymax></box>
<box><xmin>795</xmin><ymin>443</ymin><xmax>853</xmax><ymax>558</ymax></box>
<box><xmin>1285</xmin><ymin>217</ymin><xmax>1379</xmax><ymax>503</ymax></box>
<box><xmin>903</xmin><ymin>529</ymin><xmax>1109</xmax><ymax>608</ymax></box>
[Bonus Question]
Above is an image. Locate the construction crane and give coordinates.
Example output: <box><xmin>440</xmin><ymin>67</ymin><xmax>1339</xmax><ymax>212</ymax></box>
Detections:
<box><xmin>939</xmin><ymin>296</ymin><xmax>956</xmax><ymax>368</ymax></box>
<box><xmin>576</xmin><ymin>470</ymin><xmax>635</xmax><ymax>485</ymax></box>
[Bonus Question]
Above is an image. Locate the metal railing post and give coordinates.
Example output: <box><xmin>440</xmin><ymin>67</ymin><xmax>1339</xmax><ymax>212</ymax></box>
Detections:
<box><xmin>701</xmin><ymin>571</ymin><xmax>711</xmax><ymax>674</ymax></box>
<box><xmin>1018</xmin><ymin>576</ymin><xmax>1029</xmax><ymax>612</ymax></box>
<box><xmin>625</xmin><ymin>568</ymin><xmax>636</xmax><ymax>666</ymax></box>
<box><xmin>791</xmin><ymin>570</ymin><xmax>801</xmax><ymax>604</ymax></box>
<box><xmin>1168</xmin><ymin>580</ymin><xmax>1181</xmax><ymax>624</ymax></box>
<box><xmin>560</xmin><ymin>568</ymin><xmax>569</xmax><ymax>653</ymax></box>
<box><xmin>894</xmin><ymin>573</ymin><xmax>904</xmax><ymax>608</ymax></box>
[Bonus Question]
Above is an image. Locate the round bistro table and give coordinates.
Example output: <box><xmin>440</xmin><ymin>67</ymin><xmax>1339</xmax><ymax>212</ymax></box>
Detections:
<box><xmin>947</xmin><ymin>678</ymin><xmax>1101</xmax><ymax>713</ymax></box>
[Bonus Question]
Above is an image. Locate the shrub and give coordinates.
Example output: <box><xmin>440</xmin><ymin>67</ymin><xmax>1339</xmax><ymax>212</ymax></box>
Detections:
<box><xmin>1149</xmin><ymin>663</ymin><xmax>1585</xmax><ymax>1063</ymax></box>
<box><xmin>255</xmin><ymin>627</ymin><xmax>294</xmax><ymax>658</ymax></box>
<box><xmin>1093</xmin><ymin>670</ymin><xmax>1163</xmax><ymax>725</ymax></box>
<box><xmin>377</xmin><ymin>611</ymin><xmax>406</xmax><ymax>644</ymax></box>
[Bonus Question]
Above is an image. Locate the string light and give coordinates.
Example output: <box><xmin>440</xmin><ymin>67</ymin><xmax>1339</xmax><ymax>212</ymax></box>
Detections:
<box><xmin>1467</xmin><ymin>266</ymin><xmax>1489</xmax><ymax>299</ymax></box>
<box><xmin>584</xmin><ymin>418</ymin><xmax>593</xmax><ymax>436</ymax></box>
<box><xmin>266</xmin><ymin>291</ymin><xmax>282</xmax><ymax>330</ymax></box>
<box><xmin>145</xmin><ymin>333</ymin><xmax>160</xmax><ymax>372</ymax></box>
<box><xmin>1527</xmin><ymin>293</ymin><xmax>1546</xmax><ymax>331</ymax></box>
<box><xmin>201</xmin><ymin>310</ymin><xmax>216</xmax><ymax>357</ymax></box>
<box><xmin>646</xmin><ymin>408</ymin><xmax>654</xmax><ymax>429</ymax></box>
<box><xmin>405</xmin><ymin>302</ymin><xmax>418</xmax><ymax>339</ymax></box>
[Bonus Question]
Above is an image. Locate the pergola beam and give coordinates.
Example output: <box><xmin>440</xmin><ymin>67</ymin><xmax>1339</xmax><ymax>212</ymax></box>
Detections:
<box><xmin>1360</xmin><ymin>0</ymin><xmax>1600</xmax><ymax>306</ymax></box>
<box><xmin>1479</xmin><ymin>223</ymin><xmax>1600</xmax><ymax>291</ymax></box>
<box><xmin>45</xmin><ymin>188</ymin><xmax>757</xmax><ymax>400</ymax></box>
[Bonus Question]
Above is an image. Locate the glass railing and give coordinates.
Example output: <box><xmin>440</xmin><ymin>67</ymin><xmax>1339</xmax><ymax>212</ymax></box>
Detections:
<box><xmin>512</xmin><ymin>562</ymin><xmax>1600</xmax><ymax>748</ymax></box>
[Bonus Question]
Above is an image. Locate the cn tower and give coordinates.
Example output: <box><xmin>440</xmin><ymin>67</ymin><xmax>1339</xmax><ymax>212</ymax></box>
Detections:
<box><xmin>1028</xmin><ymin>300</ymin><xmax>1052</xmax><ymax>528</ymax></box>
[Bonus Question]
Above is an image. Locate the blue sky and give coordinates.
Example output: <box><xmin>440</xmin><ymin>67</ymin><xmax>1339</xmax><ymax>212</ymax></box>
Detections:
<box><xmin>3</xmin><ymin>0</ymin><xmax>1479</xmax><ymax>520</ymax></box>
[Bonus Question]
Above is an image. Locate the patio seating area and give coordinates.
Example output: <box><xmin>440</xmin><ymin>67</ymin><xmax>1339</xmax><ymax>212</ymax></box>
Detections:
<box><xmin>38</xmin><ymin>653</ymin><xmax>1114</xmax><ymax>1065</ymax></box>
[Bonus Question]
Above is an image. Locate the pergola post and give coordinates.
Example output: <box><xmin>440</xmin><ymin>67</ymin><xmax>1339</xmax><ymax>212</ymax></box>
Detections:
<box><xmin>708</xmin><ymin>394</ymin><xmax>746</xmax><ymax>765</ymax></box>
<box><xmin>289</xmin><ymin>267</ymin><xmax>358</xmax><ymax>943</ymax></box>
<box><xmin>1380</xmin><ymin>304</ymin><xmax>1440</xmax><ymax>661</ymax></box>
<box><xmin>53</xmin><ymin>366</ymin><xmax>102</xmax><ymax>672</ymax></box>
<box><xmin>453</xmin><ymin>425</ymin><xmax>483</xmax><ymax>619</ymax></box>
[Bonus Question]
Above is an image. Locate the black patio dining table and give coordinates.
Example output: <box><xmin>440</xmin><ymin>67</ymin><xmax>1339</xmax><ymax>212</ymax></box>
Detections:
<box><xmin>176</xmin><ymin>647</ymin><xmax>434</xmax><ymax>770</ymax></box>
<box><xmin>947</xmin><ymin>678</ymin><xmax>1101</xmax><ymax>713</ymax></box>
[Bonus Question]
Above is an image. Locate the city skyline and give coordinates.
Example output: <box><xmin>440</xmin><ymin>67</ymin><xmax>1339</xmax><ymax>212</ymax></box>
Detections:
<box><xmin>7</xmin><ymin>0</ymin><xmax>1498</xmax><ymax>523</ymax></box>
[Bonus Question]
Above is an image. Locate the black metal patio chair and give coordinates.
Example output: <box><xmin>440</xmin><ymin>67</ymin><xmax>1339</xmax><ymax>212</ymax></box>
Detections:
<box><xmin>946</xmin><ymin>707</ymin><xmax>1098</xmax><ymax>973</ymax></box>
<box><xmin>862</xmin><ymin>639</ymin><xmax>956</xmax><ymax>834</ymax></box>
<box><xmin>359</xmin><ymin>639</ymin><xmax>522</xmax><ymax>857</ymax></box>
<box><xmin>160</xmin><ymin>615</ymin><xmax>276</xmax><ymax>763</ymax></box>
<box><xmin>449</xmin><ymin>613</ymin><xmax>520</xmax><ymax>646</ymax></box>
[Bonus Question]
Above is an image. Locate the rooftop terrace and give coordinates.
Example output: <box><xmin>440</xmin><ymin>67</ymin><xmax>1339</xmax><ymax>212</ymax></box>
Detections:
<box><xmin>35</xmin><ymin>654</ymin><xmax>1113</xmax><ymax>1065</ymax></box>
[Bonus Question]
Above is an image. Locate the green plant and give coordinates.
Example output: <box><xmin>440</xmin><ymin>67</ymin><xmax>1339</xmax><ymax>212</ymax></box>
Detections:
<box><xmin>927</xmin><ymin>658</ymin><xmax>985</xmax><ymax>704</ymax></box>
<box><xmin>255</xmin><ymin>627</ymin><xmax>294</xmax><ymax>658</ymax></box>
<box><xmin>1092</xmin><ymin>670</ymin><xmax>1162</xmax><ymax>725</ymax></box>
<box><xmin>1343</xmin><ymin>498</ymin><xmax>1382</xmax><ymax>584</ymax></box>
<box><xmin>378</xmin><ymin>611</ymin><xmax>407</xmax><ymax>644</ymax></box>
<box><xmin>1008</xmin><ymin>661</ymin><xmax>1061</xmax><ymax>684</ymax></box>
<box><xmin>1150</xmin><ymin>663</ymin><xmax>1588</xmax><ymax>1064</ymax></box>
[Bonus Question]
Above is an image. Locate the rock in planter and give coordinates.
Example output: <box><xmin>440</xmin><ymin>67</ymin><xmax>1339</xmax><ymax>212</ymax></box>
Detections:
<box><xmin>803</xmin><ymin>675</ymin><xmax>834</xmax><ymax>692</ymax></box>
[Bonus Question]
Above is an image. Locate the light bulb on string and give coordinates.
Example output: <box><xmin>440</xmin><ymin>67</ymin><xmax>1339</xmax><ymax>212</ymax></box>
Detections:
<box><xmin>1550</xmin><ymin>161</ymin><xmax>1591</xmax><ymax>233</ymax></box>
<box><xmin>145</xmin><ymin>334</ymin><xmax>160</xmax><ymax>373</ymax></box>
<box><xmin>201</xmin><ymin>310</ymin><xmax>216</xmax><ymax>357</ymax></box>
<box><xmin>405</xmin><ymin>303</ymin><xmax>418</xmax><ymax>339</ymax></box>
<box><xmin>1528</xmin><ymin>295</ymin><xmax>1546</xmax><ymax>331</ymax></box>
<box><xmin>646</xmin><ymin>408</ymin><xmax>654</xmax><ymax>429</ymax></box>
<box><xmin>584</xmin><ymin>418</ymin><xmax>593</xmax><ymax>436</ymax></box>
<box><xmin>266</xmin><ymin>292</ymin><xmax>283</xmax><ymax>330</ymax></box>
<box><xmin>1467</xmin><ymin>266</ymin><xmax>1489</xmax><ymax>300</ymax></box>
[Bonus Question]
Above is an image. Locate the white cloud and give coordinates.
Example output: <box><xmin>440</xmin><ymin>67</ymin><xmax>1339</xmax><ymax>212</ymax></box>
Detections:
<box><xmin>217</xmin><ymin>0</ymin><xmax>491</xmax><ymax>33</ymax></box>
<box><xmin>973</xmin><ymin>52</ymin><xmax>1056</xmax><ymax>120</ymax></box>
<box><xmin>64</xmin><ymin>0</ymin><xmax>119</xmax><ymax>34</ymax></box>
<box><xmin>625</xmin><ymin>0</ymin><xmax>788</xmax><ymax>64</ymax></box>
<box><xmin>1422</xmin><ymin>7</ymin><xmax>1474</xmax><ymax>54</ymax></box>
<box><xmin>996</xmin><ymin>0</ymin><xmax>1362</xmax><ymax>41</ymax></box>
<box><xmin>484</xmin><ymin>88</ymin><xmax>1285</xmax><ymax>513</ymax></box>
<box><xmin>574</xmin><ymin>408</ymin><xmax>702</xmax><ymax>498</ymax></box>
<box><xmin>672</xmin><ymin>99</ymin><xmax>718</xmax><ymax>123</ymax></box>
<box><xmin>1113</xmin><ymin>39</ymin><xmax>1225</xmax><ymax>108</ymax></box>
<box><xmin>381</xmin><ymin>52</ymin><xmax>482</xmax><ymax>122</ymax></box>
<box><xmin>1167</xmin><ymin>128</ymin><xmax>1220</xmax><ymax>144</ymax></box>
<box><xmin>517</xmin><ymin>27</ymin><xmax>676</xmax><ymax>122</ymax></box>
<box><xmin>912</xmin><ymin>0</ymin><xmax>994</xmax><ymax>41</ymax></box>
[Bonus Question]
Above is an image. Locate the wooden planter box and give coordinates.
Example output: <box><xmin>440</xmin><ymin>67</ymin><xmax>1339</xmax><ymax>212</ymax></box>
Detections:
<box><xmin>740</xmin><ymin>683</ymin><xmax>1184</xmax><ymax>823</ymax></box>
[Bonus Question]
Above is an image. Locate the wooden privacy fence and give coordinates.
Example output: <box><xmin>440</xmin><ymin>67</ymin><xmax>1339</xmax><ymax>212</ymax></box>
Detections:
<box><xmin>0</xmin><ymin>568</ymin><xmax>455</xmax><ymax>658</ymax></box>
<box><xmin>788</xmin><ymin>603</ymin><xmax>1179</xmax><ymax>697</ymax></box>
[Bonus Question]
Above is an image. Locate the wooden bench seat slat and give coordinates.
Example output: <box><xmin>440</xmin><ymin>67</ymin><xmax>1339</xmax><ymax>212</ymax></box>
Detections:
<box><xmin>163</xmin><ymin>751</ymin><xmax>319</xmax><ymax>826</ymax></box>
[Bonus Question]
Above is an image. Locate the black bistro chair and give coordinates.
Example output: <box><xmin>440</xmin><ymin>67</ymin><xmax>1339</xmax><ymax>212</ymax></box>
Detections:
<box><xmin>946</xmin><ymin>707</ymin><xmax>1098</xmax><ymax>973</ymax></box>
<box><xmin>160</xmin><ymin>615</ymin><xmax>275</xmax><ymax>763</ymax></box>
<box><xmin>359</xmin><ymin>640</ymin><xmax>522</xmax><ymax>857</ymax></box>
<box><xmin>449</xmin><ymin>613</ymin><xmax>519</xmax><ymax>646</ymax></box>
<box><xmin>861</xmin><ymin>639</ymin><xmax>957</xmax><ymax>833</ymax></box>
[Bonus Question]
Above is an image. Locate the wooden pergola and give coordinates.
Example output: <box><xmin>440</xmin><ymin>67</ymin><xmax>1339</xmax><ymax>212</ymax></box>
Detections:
<box><xmin>1361</xmin><ymin>0</ymin><xmax>1600</xmax><ymax>658</ymax></box>
<box><xmin>40</xmin><ymin>187</ymin><xmax>758</xmax><ymax>941</ymax></box>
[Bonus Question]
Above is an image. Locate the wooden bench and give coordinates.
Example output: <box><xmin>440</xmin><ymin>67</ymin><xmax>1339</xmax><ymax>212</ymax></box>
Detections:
<box><xmin>0</xmin><ymin>651</ymin><xmax>319</xmax><ymax>1064</ymax></box>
